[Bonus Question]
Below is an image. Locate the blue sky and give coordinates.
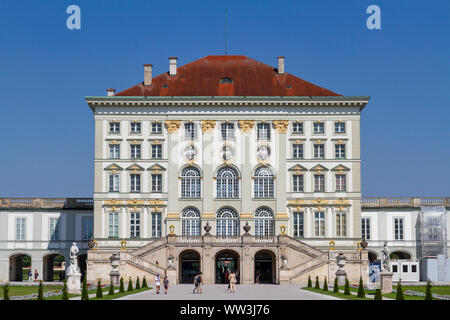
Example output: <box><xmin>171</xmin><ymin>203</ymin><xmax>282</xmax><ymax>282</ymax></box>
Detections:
<box><xmin>0</xmin><ymin>0</ymin><xmax>449</xmax><ymax>197</ymax></box>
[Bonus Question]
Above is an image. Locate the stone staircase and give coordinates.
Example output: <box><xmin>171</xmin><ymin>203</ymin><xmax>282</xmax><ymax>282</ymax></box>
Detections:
<box><xmin>120</xmin><ymin>251</ymin><xmax>166</xmax><ymax>276</ymax></box>
<box><xmin>130</xmin><ymin>238</ymin><xmax>166</xmax><ymax>257</ymax></box>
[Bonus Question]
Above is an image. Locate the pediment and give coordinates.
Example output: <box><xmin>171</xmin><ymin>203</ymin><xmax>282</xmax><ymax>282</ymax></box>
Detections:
<box><xmin>310</xmin><ymin>164</ymin><xmax>329</xmax><ymax>172</ymax></box>
<box><xmin>147</xmin><ymin>164</ymin><xmax>166</xmax><ymax>172</ymax></box>
<box><xmin>288</xmin><ymin>164</ymin><xmax>308</xmax><ymax>172</ymax></box>
<box><xmin>331</xmin><ymin>164</ymin><xmax>350</xmax><ymax>172</ymax></box>
<box><xmin>104</xmin><ymin>163</ymin><xmax>123</xmax><ymax>171</ymax></box>
<box><xmin>126</xmin><ymin>163</ymin><xmax>145</xmax><ymax>171</ymax></box>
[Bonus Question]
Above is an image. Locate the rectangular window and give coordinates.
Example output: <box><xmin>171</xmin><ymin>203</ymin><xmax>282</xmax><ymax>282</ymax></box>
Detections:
<box><xmin>394</xmin><ymin>218</ymin><xmax>404</xmax><ymax>240</ymax></box>
<box><xmin>49</xmin><ymin>217</ymin><xmax>59</xmax><ymax>240</ymax></box>
<box><xmin>314</xmin><ymin>212</ymin><xmax>325</xmax><ymax>237</ymax></box>
<box><xmin>292</xmin><ymin>174</ymin><xmax>304</xmax><ymax>192</ymax></box>
<box><xmin>314</xmin><ymin>174</ymin><xmax>325</xmax><ymax>192</ymax></box>
<box><xmin>313</xmin><ymin>122</ymin><xmax>325</xmax><ymax>134</ymax></box>
<box><xmin>402</xmin><ymin>265</ymin><xmax>408</xmax><ymax>273</ymax></box>
<box><xmin>221</xmin><ymin>123</ymin><xmax>235</xmax><ymax>140</ymax></box>
<box><xmin>336</xmin><ymin>174</ymin><xmax>346</xmax><ymax>192</ymax></box>
<box><xmin>292</xmin><ymin>144</ymin><xmax>303</xmax><ymax>159</ymax></box>
<box><xmin>15</xmin><ymin>217</ymin><xmax>26</xmax><ymax>241</ymax></box>
<box><xmin>151</xmin><ymin>212</ymin><xmax>162</xmax><ymax>237</ymax></box>
<box><xmin>257</xmin><ymin>123</ymin><xmax>271</xmax><ymax>140</ymax></box>
<box><xmin>151</xmin><ymin>144</ymin><xmax>162</xmax><ymax>159</ymax></box>
<box><xmin>130</xmin><ymin>144</ymin><xmax>141</xmax><ymax>159</ymax></box>
<box><xmin>314</xmin><ymin>144</ymin><xmax>325</xmax><ymax>159</ymax></box>
<box><xmin>152</xmin><ymin>174</ymin><xmax>162</xmax><ymax>192</ymax></box>
<box><xmin>361</xmin><ymin>218</ymin><xmax>371</xmax><ymax>240</ymax></box>
<box><xmin>130</xmin><ymin>122</ymin><xmax>141</xmax><ymax>133</ymax></box>
<box><xmin>130</xmin><ymin>212</ymin><xmax>140</xmax><ymax>238</ymax></box>
<box><xmin>151</xmin><ymin>122</ymin><xmax>162</xmax><ymax>134</ymax></box>
<box><xmin>293</xmin><ymin>212</ymin><xmax>304</xmax><ymax>237</ymax></box>
<box><xmin>109</xmin><ymin>122</ymin><xmax>120</xmax><ymax>133</ymax></box>
<box><xmin>335</xmin><ymin>144</ymin><xmax>346</xmax><ymax>159</ymax></box>
<box><xmin>334</xmin><ymin>122</ymin><xmax>345</xmax><ymax>133</ymax></box>
<box><xmin>292</xmin><ymin>122</ymin><xmax>303</xmax><ymax>134</ymax></box>
<box><xmin>335</xmin><ymin>211</ymin><xmax>346</xmax><ymax>237</ymax></box>
<box><xmin>392</xmin><ymin>265</ymin><xmax>398</xmax><ymax>273</ymax></box>
<box><xmin>82</xmin><ymin>216</ymin><xmax>93</xmax><ymax>240</ymax></box>
<box><xmin>108</xmin><ymin>212</ymin><xmax>119</xmax><ymax>238</ymax></box>
<box><xmin>109</xmin><ymin>144</ymin><xmax>120</xmax><ymax>159</ymax></box>
<box><xmin>109</xmin><ymin>174</ymin><xmax>119</xmax><ymax>192</ymax></box>
<box><xmin>184</xmin><ymin>122</ymin><xmax>196</xmax><ymax>140</ymax></box>
<box><xmin>412</xmin><ymin>265</ymin><xmax>417</xmax><ymax>273</ymax></box>
<box><xmin>130</xmin><ymin>174</ymin><xmax>141</xmax><ymax>192</ymax></box>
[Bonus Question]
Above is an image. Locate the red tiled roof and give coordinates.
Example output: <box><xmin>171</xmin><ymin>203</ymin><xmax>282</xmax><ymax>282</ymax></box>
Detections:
<box><xmin>115</xmin><ymin>55</ymin><xmax>340</xmax><ymax>97</ymax></box>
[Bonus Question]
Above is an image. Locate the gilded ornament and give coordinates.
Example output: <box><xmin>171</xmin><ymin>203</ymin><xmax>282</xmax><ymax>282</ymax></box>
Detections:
<box><xmin>238</xmin><ymin>120</ymin><xmax>255</xmax><ymax>133</ymax></box>
<box><xmin>272</xmin><ymin>120</ymin><xmax>289</xmax><ymax>133</ymax></box>
<box><xmin>165</xmin><ymin>120</ymin><xmax>181</xmax><ymax>133</ymax></box>
<box><xmin>201</xmin><ymin>120</ymin><xmax>216</xmax><ymax>133</ymax></box>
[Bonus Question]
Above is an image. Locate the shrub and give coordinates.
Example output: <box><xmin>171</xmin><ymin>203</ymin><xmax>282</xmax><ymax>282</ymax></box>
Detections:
<box><xmin>344</xmin><ymin>277</ymin><xmax>351</xmax><ymax>295</ymax></box>
<box><xmin>135</xmin><ymin>276</ymin><xmax>141</xmax><ymax>290</ymax></box>
<box><xmin>3</xmin><ymin>284</ymin><xmax>10</xmax><ymax>300</ymax></box>
<box><xmin>374</xmin><ymin>289</ymin><xmax>382</xmax><ymax>300</ymax></box>
<box><xmin>108</xmin><ymin>280</ymin><xmax>115</xmax><ymax>296</ymax></box>
<box><xmin>62</xmin><ymin>279</ymin><xmax>69</xmax><ymax>300</ymax></box>
<box><xmin>119</xmin><ymin>277</ymin><xmax>125</xmax><ymax>293</ymax></box>
<box><xmin>96</xmin><ymin>279</ymin><xmax>103</xmax><ymax>298</ymax></box>
<box><xmin>37</xmin><ymin>280</ymin><xmax>44</xmax><ymax>300</ymax></box>
<box><xmin>395</xmin><ymin>280</ymin><xmax>405</xmax><ymax>300</ymax></box>
<box><xmin>322</xmin><ymin>277</ymin><xmax>328</xmax><ymax>291</ymax></box>
<box><xmin>425</xmin><ymin>281</ymin><xmax>432</xmax><ymax>300</ymax></box>
<box><xmin>81</xmin><ymin>277</ymin><xmax>89</xmax><ymax>300</ymax></box>
<box><xmin>314</xmin><ymin>276</ymin><xmax>320</xmax><ymax>289</ymax></box>
<box><xmin>127</xmin><ymin>277</ymin><xmax>134</xmax><ymax>292</ymax></box>
<box><xmin>307</xmin><ymin>275</ymin><xmax>312</xmax><ymax>288</ymax></box>
<box><xmin>142</xmin><ymin>276</ymin><xmax>148</xmax><ymax>288</ymax></box>
<box><xmin>357</xmin><ymin>276</ymin><xmax>365</xmax><ymax>298</ymax></box>
<box><xmin>333</xmin><ymin>277</ymin><xmax>339</xmax><ymax>293</ymax></box>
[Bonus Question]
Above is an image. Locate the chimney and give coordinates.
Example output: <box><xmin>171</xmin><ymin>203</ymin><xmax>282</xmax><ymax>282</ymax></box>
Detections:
<box><xmin>169</xmin><ymin>57</ymin><xmax>178</xmax><ymax>76</ymax></box>
<box><xmin>277</xmin><ymin>56</ymin><xmax>285</xmax><ymax>75</ymax></box>
<box><xmin>106</xmin><ymin>88</ymin><xmax>115</xmax><ymax>96</ymax></box>
<box><xmin>143</xmin><ymin>64</ymin><xmax>153</xmax><ymax>86</ymax></box>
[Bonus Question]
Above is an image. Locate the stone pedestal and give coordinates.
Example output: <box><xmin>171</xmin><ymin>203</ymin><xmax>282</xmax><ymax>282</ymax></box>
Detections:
<box><xmin>67</xmin><ymin>272</ymin><xmax>82</xmax><ymax>294</ymax></box>
<box><xmin>380</xmin><ymin>272</ymin><xmax>393</xmax><ymax>294</ymax></box>
<box><xmin>110</xmin><ymin>270</ymin><xmax>120</xmax><ymax>287</ymax></box>
<box><xmin>336</xmin><ymin>270</ymin><xmax>347</xmax><ymax>287</ymax></box>
<box><xmin>279</xmin><ymin>269</ymin><xmax>290</xmax><ymax>284</ymax></box>
<box><xmin>166</xmin><ymin>268</ymin><xmax>177</xmax><ymax>286</ymax></box>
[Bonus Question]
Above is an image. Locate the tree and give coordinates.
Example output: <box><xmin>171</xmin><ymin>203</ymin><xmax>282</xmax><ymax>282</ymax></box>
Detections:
<box><xmin>425</xmin><ymin>280</ymin><xmax>432</xmax><ymax>300</ymax></box>
<box><xmin>96</xmin><ymin>279</ymin><xmax>103</xmax><ymax>298</ymax></box>
<box><xmin>333</xmin><ymin>277</ymin><xmax>339</xmax><ymax>293</ymax></box>
<box><xmin>142</xmin><ymin>276</ymin><xmax>148</xmax><ymax>288</ymax></box>
<box><xmin>3</xmin><ymin>284</ymin><xmax>10</xmax><ymax>300</ymax></box>
<box><xmin>314</xmin><ymin>276</ymin><xmax>320</xmax><ymax>289</ymax></box>
<box><xmin>135</xmin><ymin>276</ymin><xmax>141</xmax><ymax>290</ymax></box>
<box><xmin>307</xmin><ymin>275</ymin><xmax>312</xmax><ymax>288</ymax></box>
<box><xmin>357</xmin><ymin>276</ymin><xmax>365</xmax><ymax>298</ymax></box>
<box><xmin>322</xmin><ymin>277</ymin><xmax>328</xmax><ymax>291</ymax></box>
<box><xmin>344</xmin><ymin>277</ymin><xmax>351</xmax><ymax>295</ymax></box>
<box><xmin>37</xmin><ymin>280</ymin><xmax>44</xmax><ymax>300</ymax></box>
<box><xmin>62</xmin><ymin>279</ymin><xmax>69</xmax><ymax>300</ymax></box>
<box><xmin>374</xmin><ymin>289</ymin><xmax>382</xmax><ymax>300</ymax></box>
<box><xmin>119</xmin><ymin>277</ymin><xmax>125</xmax><ymax>293</ymax></box>
<box><xmin>395</xmin><ymin>280</ymin><xmax>405</xmax><ymax>300</ymax></box>
<box><xmin>127</xmin><ymin>277</ymin><xmax>134</xmax><ymax>292</ymax></box>
<box><xmin>81</xmin><ymin>277</ymin><xmax>89</xmax><ymax>300</ymax></box>
<box><xmin>108</xmin><ymin>280</ymin><xmax>115</xmax><ymax>296</ymax></box>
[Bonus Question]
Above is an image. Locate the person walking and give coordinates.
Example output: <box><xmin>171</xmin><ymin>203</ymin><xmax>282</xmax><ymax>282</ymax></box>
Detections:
<box><xmin>229</xmin><ymin>270</ymin><xmax>236</xmax><ymax>293</ymax></box>
<box><xmin>154</xmin><ymin>274</ymin><xmax>161</xmax><ymax>294</ymax></box>
<box><xmin>27</xmin><ymin>269</ymin><xmax>32</xmax><ymax>283</ymax></box>
<box><xmin>34</xmin><ymin>269</ymin><xmax>39</xmax><ymax>282</ymax></box>
<box><xmin>163</xmin><ymin>275</ymin><xmax>169</xmax><ymax>294</ymax></box>
<box><xmin>224</xmin><ymin>268</ymin><xmax>230</xmax><ymax>291</ymax></box>
<box><xmin>193</xmin><ymin>273</ymin><xmax>199</xmax><ymax>294</ymax></box>
<box><xmin>255</xmin><ymin>271</ymin><xmax>260</xmax><ymax>284</ymax></box>
<box><xmin>197</xmin><ymin>272</ymin><xmax>203</xmax><ymax>294</ymax></box>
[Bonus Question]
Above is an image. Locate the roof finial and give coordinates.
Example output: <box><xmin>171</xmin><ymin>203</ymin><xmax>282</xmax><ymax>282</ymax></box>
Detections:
<box><xmin>225</xmin><ymin>8</ymin><xmax>228</xmax><ymax>55</ymax></box>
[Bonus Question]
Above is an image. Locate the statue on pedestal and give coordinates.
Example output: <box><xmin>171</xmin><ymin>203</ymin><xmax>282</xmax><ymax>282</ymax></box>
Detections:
<box><xmin>69</xmin><ymin>242</ymin><xmax>80</xmax><ymax>274</ymax></box>
<box><xmin>67</xmin><ymin>242</ymin><xmax>82</xmax><ymax>294</ymax></box>
<box><xmin>382</xmin><ymin>241</ymin><xmax>390</xmax><ymax>272</ymax></box>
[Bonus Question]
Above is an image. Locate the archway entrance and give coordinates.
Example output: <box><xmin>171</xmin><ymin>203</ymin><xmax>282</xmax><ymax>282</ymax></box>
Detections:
<box><xmin>390</xmin><ymin>251</ymin><xmax>411</xmax><ymax>260</ymax></box>
<box><xmin>215</xmin><ymin>251</ymin><xmax>239</xmax><ymax>284</ymax></box>
<box><xmin>254</xmin><ymin>251</ymin><xmax>275</xmax><ymax>284</ymax></box>
<box><xmin>9</xmin><ymin>254</ymin><xmax>31</xmax><ymax>281</ymax></box>
<box><xmin>180</xmin><ymin>251</ymin><xmax>200</xmax><ymax>284</ymax></box>
<box><xmin>43</xmin><ymin>254</ymin><xmax>66</xmax><ymax>281</ymax></box>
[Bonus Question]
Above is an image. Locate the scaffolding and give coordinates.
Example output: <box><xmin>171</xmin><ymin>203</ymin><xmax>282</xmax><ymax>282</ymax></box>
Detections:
<box><xmin>419</xmin><ymin>206</ymin><xmax>447</xmax><ymax>259</ymax></box>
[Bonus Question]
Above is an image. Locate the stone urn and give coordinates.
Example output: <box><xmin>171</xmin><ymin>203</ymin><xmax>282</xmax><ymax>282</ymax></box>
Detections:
<box><xmin>360</xmin><ymin>238</ymin><xmax>368</xmax><ymax>250</ymax></box>
<box><xmin>109</xmin><ymin>253</ymin><xmax>121</xmax><ymax>286</ymax></box>
<box><xmin>204</xmin><ymin>221</ymin><xmax>212</xmax><ymax>235</ymax></box>
<box><xmin>335</xmin><ymin>252</ymin><xmax>347</xmax><ymax>286</ymax></box>
<box><xmin>243</xmin><ymin>222</ymin><xmax>251</xmax><ymax>234</ymax></box>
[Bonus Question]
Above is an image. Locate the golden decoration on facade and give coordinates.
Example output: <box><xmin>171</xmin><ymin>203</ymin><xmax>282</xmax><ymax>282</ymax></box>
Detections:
<box><xmin>201</xmin><ymin>120</ymin><xmax>216</xmax><ymax>133</ymax></box>
<box><xmin>111</xmin><ymin>206</ymin><xmax>117</xmax><ymax>211</ymax></box>
<box><xmin>112</xmin><ymin>140</ymin><xmax>117</xmax><ymax>144</ymax></box>
<box><xmin>133</xmin><ymin>140</ymin><xmax>138</xmax><ymax>144</ymax></box>
<box><xmin>238</xmin><ymin>120</ymin><xmax>255</xmax><ymax>133</ymax></box>
<box><xmin>357</xmin><ymin>240</ymin><xmax>362</xmax><ymax>251</ymax></box>
<box><xmin>120</xmin><ymin>239</ymin><xmax>127</xmax><ymax>250</ymax></box>
<box><xmin>165</xmin><ymin>120</ymin><xmax>181</xmax><ymax>133</ymax></box>
<box><xmin>317</xmin><ymin>206</ymin><xmax>322</xmax><ymax>211</ymax></box>
<box><xmin>169</xmin><ymin>224</ymin><xmax>175</xmax><ymax>235</ymax></box>
<box><xmin>272</xmin><ymin>120</ymin><xmax>289</xmax><ymax>133</ymax></box>
<box><xmin>280</xmin><ymin>224</ymin><xmax>287</xmax><ymax>235</ymax></box>
<box><xmin>105</xmin><ymin>199</ymin><xmax>122</xmax><ymax>205</ymax></box>
<box><xmin>127</xmin><ymin>199</ymin><xmax>144</xmax><ymax>205</ymax></box>
<box><xmin>332</xmin><ymin>198</ymin><xmax>350</xmax><ymax>205</ymax></box>
<box><xmin>288</xmin><ymin>199</ymin><xmax>308</xmax><ymax>205</ymax></box>
<box><xmin>329</xmin><ymin>239</ymin><xmax>336</xmax><ymax>251</ymax></box>
<box><xmin>148</xmin><ymin>199</ymin><xmax>165</xmax><ymax>205</ymax></box>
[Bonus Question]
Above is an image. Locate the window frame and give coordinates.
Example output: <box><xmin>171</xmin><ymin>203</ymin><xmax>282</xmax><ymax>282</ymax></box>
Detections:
<box><xmin>313</xmin><ymin>122</ymin><xmax>325</xmax><ymax>134</ymax></box>
<box><xmin>130</xmin><ymin>121</ymin><xmax>141</xmax><ymax>134</ymax></box>
<box><xmin>109</xmin><ymin>121</ymin><xmax>120</xmax><ymax>134</ymax></box>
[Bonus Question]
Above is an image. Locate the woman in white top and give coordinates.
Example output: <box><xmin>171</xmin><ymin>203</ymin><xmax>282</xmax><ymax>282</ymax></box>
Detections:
<box><xmin>155</xmin><ymin>274</ymin><xmax>161</xmax><ymax>294</ymax></box>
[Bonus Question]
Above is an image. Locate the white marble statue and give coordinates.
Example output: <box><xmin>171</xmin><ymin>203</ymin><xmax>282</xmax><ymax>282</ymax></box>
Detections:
<box><xmin>382</xmin><ymin>241</ymin><xmax>390</xmax><ymax>272</ymax></box>
<box><xmin>69</xmin><ymin>242</ymin><xmax>80</xmax><ymax>274</ymax></box>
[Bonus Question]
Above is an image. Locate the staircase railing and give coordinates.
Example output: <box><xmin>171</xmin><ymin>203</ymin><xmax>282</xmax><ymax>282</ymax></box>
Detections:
<box><xmin>288</xmin><ymin>254</ymin><xmax>329</xmax><ymax>280</ymax></box>
<box><xmin>282</xmin><ymin>236</ymin><xmax>325</xmax><ymax>257</ymax></box>
<box><xmin>130</xmin><ymin>238</ymin><xmax>165</xmax><ymax>257</ymax></box>
<box><xmin>121</xmin><ymin>252</ymin><xmax>166</xmax><ymax>275</ymax></box>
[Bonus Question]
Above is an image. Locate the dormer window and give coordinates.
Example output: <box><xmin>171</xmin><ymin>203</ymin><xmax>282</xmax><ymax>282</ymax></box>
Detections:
<box><xmin>220</xmin><ymin>77</ymin><xmax>233</xmax><ymax>84</ymax></box>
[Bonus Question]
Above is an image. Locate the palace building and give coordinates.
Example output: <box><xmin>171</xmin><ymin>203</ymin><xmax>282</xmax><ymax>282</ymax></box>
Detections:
<box><xmin>1</xmin><ymin>55</ymin><xmax>448</xmax><ymax>285</ymax></box>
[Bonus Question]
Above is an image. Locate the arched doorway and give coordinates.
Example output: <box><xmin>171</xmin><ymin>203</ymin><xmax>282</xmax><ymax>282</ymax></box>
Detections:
<box><xmin>78</xmin><ymin>254</ymin><xmax>87</xmax><ymax>282</ymax></box>
<box><xmin>368</xmin><ymin>251</ymin><xmax>378</xmax><ymax>263</ymax></box>
<box><xmin>390</xmin><ymin>251</ymin><xmax>411</xmax><ymax>260</ymax></box>
<box><xmin>254</xmin><ymin>251</ymin><xmax>275</xmax><ymax>284</ymax></box>
<box><xmin>179</xmin><ymin>251</ymin><xmax>200</xmax><ymax>284</ymax></box>
<box><xmin>215</xmin><ymin>250</ymin><xmax>239</xmax><ymax>284</ymax></box>
<box><xmin>43</xmin><ymin>254</ymin><xmax>66</xmax><ymax>281</ymax></box>
<box><xmin>9</xmin><ymin>253</ymin><xmax>31</xmax><ymax>281</ymax></box>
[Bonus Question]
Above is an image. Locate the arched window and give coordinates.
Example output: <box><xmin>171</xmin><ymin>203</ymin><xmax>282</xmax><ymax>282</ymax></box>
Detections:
<box><xmin>254</xmin><ymin>167</ymin><xmax>274</xmax><ymax>198</ymax></box>
<box><xmin>216</xmin><ymin>207</ymin><xmax>239</xmax><ymax>236</ymax></box>
<box><xmin>181</xmin><ymin>167</ymin><xmax>201</xmax><ymax>198</ymax></box>
<box><xmin>216</xmin><ymin>166</ymin><xmax>239</xmax><ymax>198</ymax></box>
<box><xmin>255</xmin><ymin>207</ymin><xmax>274</xmax><ymax>236</ymax></box>
<box><xmin>181</xmin><ymin>207</ymin><xmax>201</xmax><ymax>236</ymax></box>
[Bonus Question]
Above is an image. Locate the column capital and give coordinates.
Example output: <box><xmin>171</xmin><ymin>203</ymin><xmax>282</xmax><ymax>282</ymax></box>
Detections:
<box><xmin>201</xmin><ymin>120</ymin><xmax>216</xmax><ymax>133</ymax></box>
<box><xmin>238</xmin><ymin>120</ymin><xmax>255</xmax><ymax>133</ymax></box>
<box><xmin>272</xmin><ymin>120</ymin><xmax>289</xmax><ymax>133</ymax></box>
<box><xmin>165</xmin><ymin>120</ymin><xmax>181</xmax><ymax>133</ymax></box>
